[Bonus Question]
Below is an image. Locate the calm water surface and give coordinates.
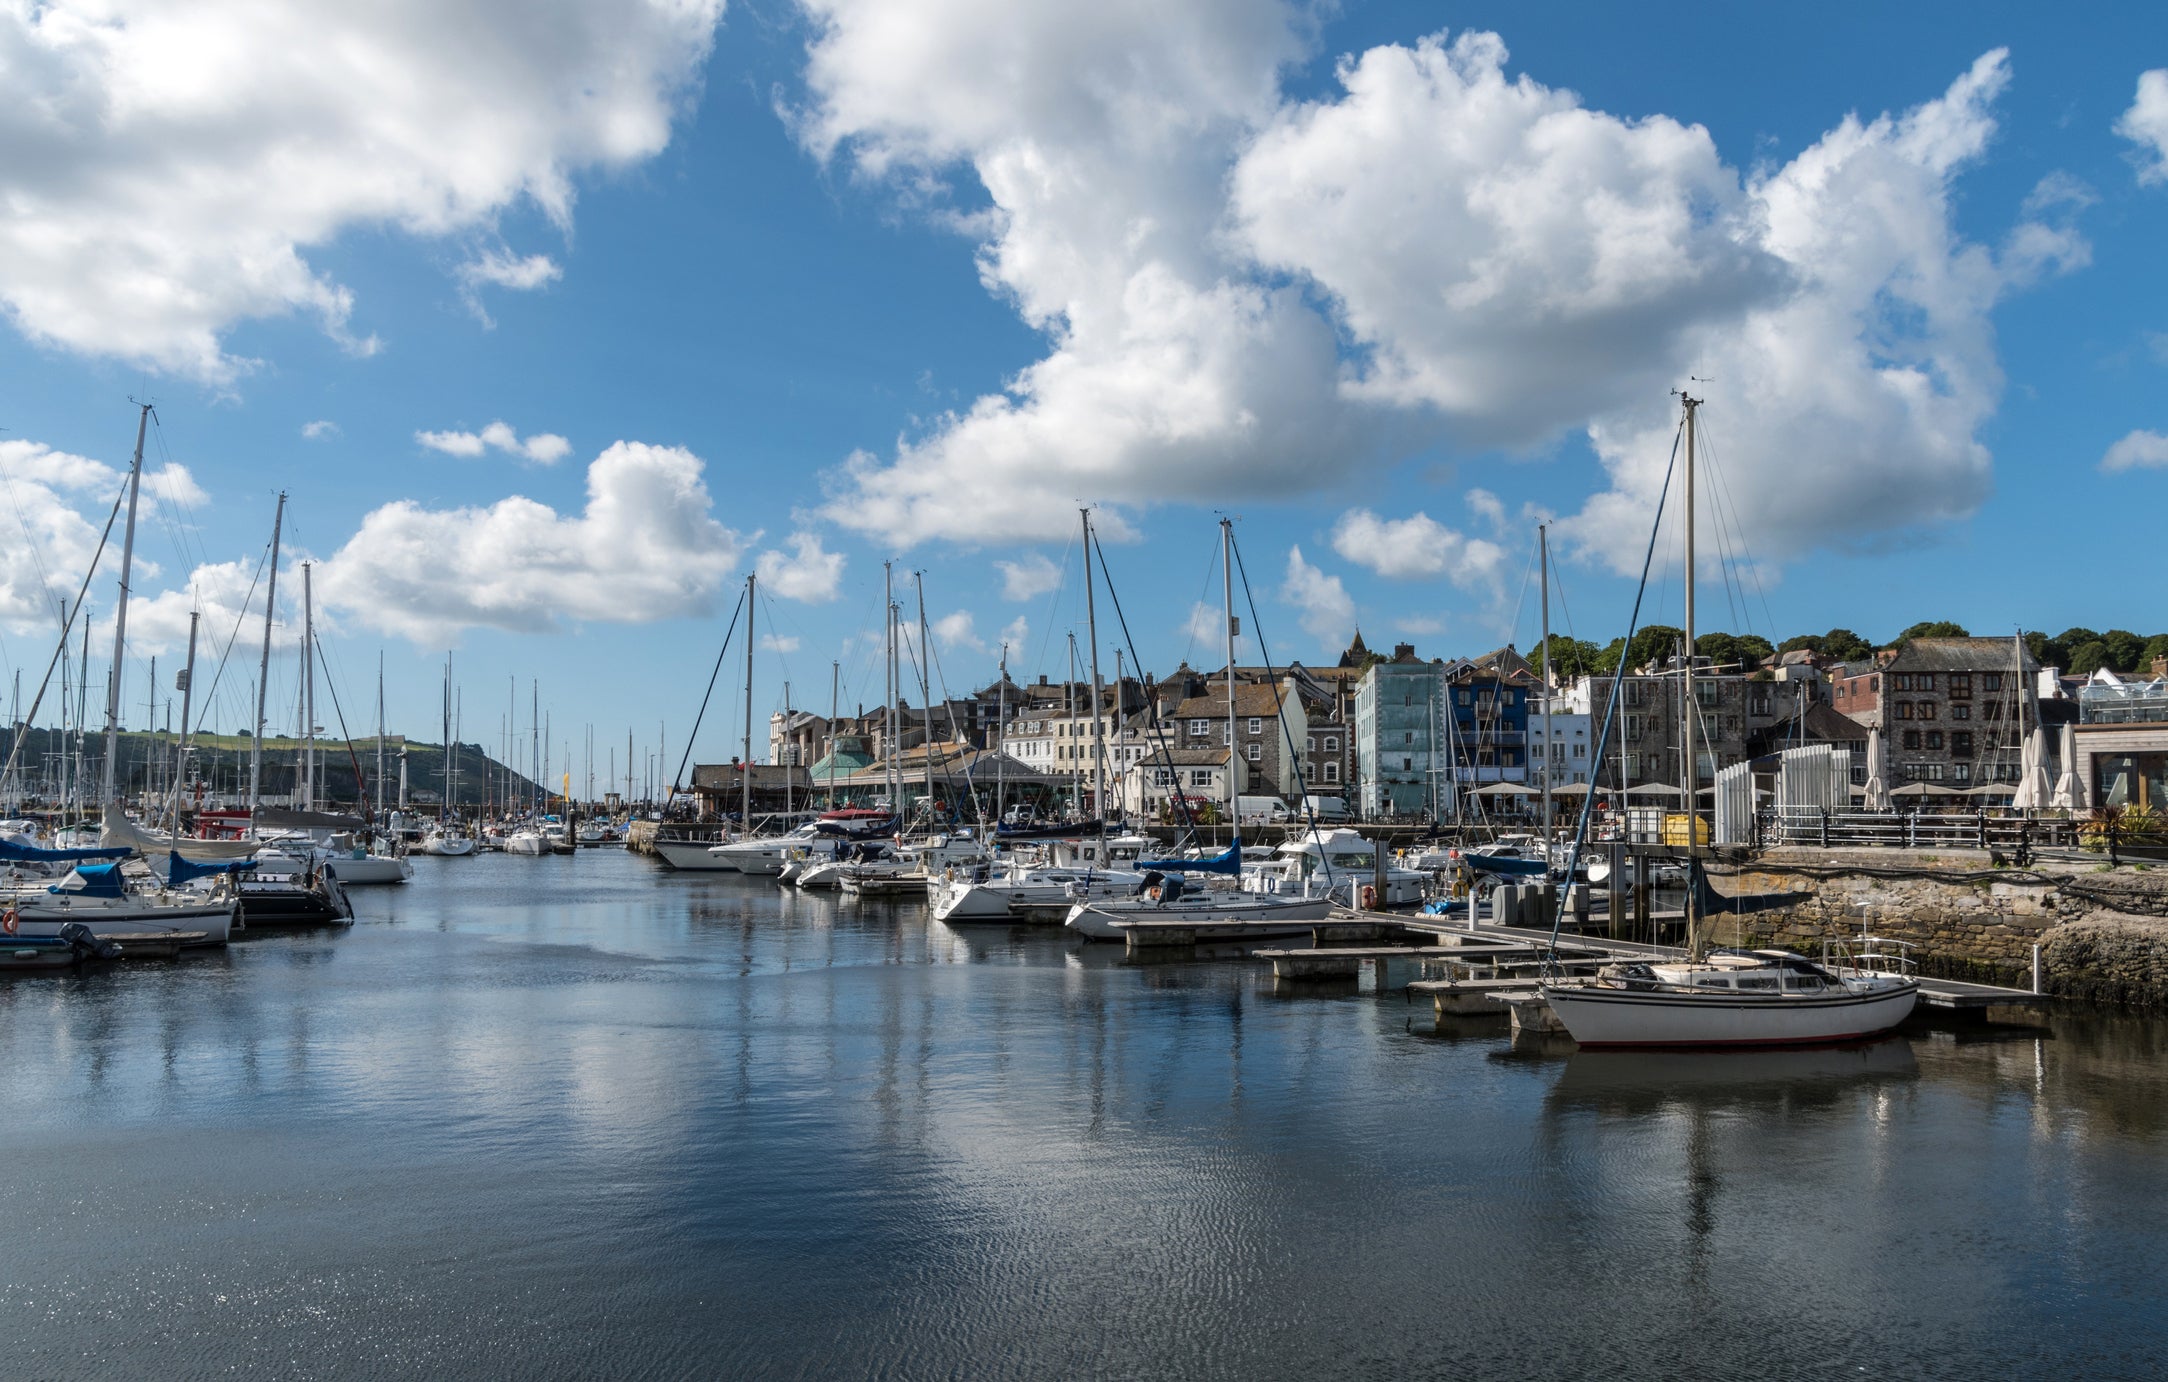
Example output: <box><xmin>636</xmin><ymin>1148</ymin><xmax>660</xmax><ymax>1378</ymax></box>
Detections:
<box><xmin>4</xmin><ymin>849</ymin><xmax>2166</xmax><ymax>1379</ymax></box>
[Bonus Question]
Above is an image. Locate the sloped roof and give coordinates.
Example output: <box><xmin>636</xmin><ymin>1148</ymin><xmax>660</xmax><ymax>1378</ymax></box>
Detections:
<box><xmin>1168</xmin><ymin>683</ymin><xmax>1297</xmax><ymax>719</ymax></box>
<box><xmin>1884</xmin><ymin>637</ymin><xmax>2038</xmax><ymax>674</ymax></box>
<box><xmin>1747</xmin><ymin>702</ymin><xmax>1871</xmax><ymax>756</ymax></box>
<box><xmin>1130</xmin><ymin>747</ymin><xmax>1230</xmax><ymax>767</ymax></box>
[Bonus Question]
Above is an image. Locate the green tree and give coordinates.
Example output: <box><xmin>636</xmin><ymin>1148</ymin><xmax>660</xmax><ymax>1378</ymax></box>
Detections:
<box><xmin>1897</xmin><ymin>620</ymin><xmax>1970</xmax><ymax>641</ymax></box>
<box><xmin>2055</xmin><ymin>627</ymin><xmax>2101</xmax><ymax>654</ymax></box>
<box><xmin>1531</xmin><ymin>634</ymin><xmax>1602</xmax><ymax>679</ymax></box>
<box><xmin>1821</xmin><ymin>628</ymin><xmax>1875</xmax><ymax>662</ymax></box>
<box><xmin>1777</xmin><ymin>633</ymin><xmax>1822</xmax><ymax>656</ymax></box>
<box><xmin>2069</xmin><ymin>640</ymin><xmax>2115</xmax><ymax>676</ymax></box>
<box><xmin>2143</xmin><ymin>634</ymin><xmax>2168</xmax><ymax>672</ymax></box>
<box><xmin>2024</xmin><ymin>630</ymin><xmax>2065</xmax><ymax>669</ymax></box>
<box><xmin>2103</xmin><ymin>629</ymin><xmax>2147</xmax><ymax>672</ymax></box>
<box><xmin>1696</xmin><ymin>631</ymin><xmax>1775</xmax><ymax>673</ymax></box>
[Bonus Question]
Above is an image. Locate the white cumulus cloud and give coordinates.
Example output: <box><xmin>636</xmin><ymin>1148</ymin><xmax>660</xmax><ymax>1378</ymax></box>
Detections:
<box><xmin>301</xmin><ymin>420</ymin><xmax>340</xmax><ymax>441</ymax></box>
<box><xmin>417</xmin><ymin>421</ymin><xmax>571</xmax><ymax>465</ymax></box>
<box><xmin>1279</xmin><ymin>545</ymin><xmax>1353</xmax><ymax>652</ymax></box>
<box><xmin>1330</xmin><ymin>507</ymin><xmax>1505</xmax><ymax>585</ymax></box>
<box><xmin>759</xmin><ymin>632</ymin><xmax>803</xmax><ymax>654</ymax></box>
<box><xmin>2119</xmin><ymin>69</ymin><xmax>2168</xmax><ymax>184</ymax></box>
<box><xmin>2102</xmin><ymin>430</ymin><xmax>2168</xmax><ymax>473</ymax></box>
<box><xmin>755</xmin><ymin>532</ymin><xmax>846</xmax><ymax>603</ymax></box>
<box><xmin>319</xmin><ymin>441</ymin><xmax>744</xmax><ymax>644</ymax></box>
<box><xmin>933</xmin><ymin>609</ymin><xmax>984</xmax><ymax>651</ymax></box>
<box><xmin>798</xmin><ymin>10</ymin><xmax>2077</xmax><ymax>573</ymax></box>
<box><xmin>0</xmin><ymin>0</ymin><xmax>723</xmax><ymax>382</ymax></box>
<box><xmin>995</xmin><ymin>551</ymin><xmax>1062</xmax><ymax>601</ymax></box>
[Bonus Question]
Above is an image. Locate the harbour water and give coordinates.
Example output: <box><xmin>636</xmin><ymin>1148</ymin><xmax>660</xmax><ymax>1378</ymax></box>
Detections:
<box><xmin>6</xmin><ymin>849</ymin><xmax>2168</xmax><ymax>1379</ymax></box>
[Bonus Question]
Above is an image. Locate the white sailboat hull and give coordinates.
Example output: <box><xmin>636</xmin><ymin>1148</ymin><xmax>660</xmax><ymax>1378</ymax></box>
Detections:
<box><xmin>931</xmin><ymin>871</ymin><xmax>1142</xmax><ymax>923</ymax></box>
<box><xmin>653</xmin><ymin>838</ymin><xmax>738</xmax><ymax>870</ymax></box>
<box><xmin>11</xmin><ymin>897</ymin><xmax>237</xmax><ymax>946</ymax></box>
<box><xmin>1065</xmin><ymin>893</ymin><xmax>1334</xmax><ymax>941</ymax></box>
<box><xmin>418</xmin><ymin>836</ymin><xmax>475</xmax><ymax>857</ymax></box>
<box><xmin>1540</xmin><ymin>980</ymin><xmax>1920</xmax><ymax>1048</ymax></box>
<box><xmin>708</xmin><ymin>840</ymin><xmax>793</xmax><ymax>875</ymax></box>
<box><xmin>504</xmin><ymin>833</ymin><xmax>550</xmax><ymax>857</ymax></box>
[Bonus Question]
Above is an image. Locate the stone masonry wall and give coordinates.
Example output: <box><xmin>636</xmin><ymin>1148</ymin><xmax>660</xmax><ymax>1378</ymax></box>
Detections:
<box><xmin>1702</xmin><ymin>847</ymin><xmax>2168</xmax><ymax>1004</ymax></box>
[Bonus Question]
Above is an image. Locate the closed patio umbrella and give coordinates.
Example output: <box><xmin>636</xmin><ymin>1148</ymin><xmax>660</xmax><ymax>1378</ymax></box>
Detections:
<box><xmin>2010</xmin><ymin>726</ymin><xmax>2052</xmax><ymax>810</ymax></box>
<box><xmin>2050</xmin><ymin>722</ymin><xmax>2086</xmax><ymax>812</ymax></box>
<box><xmin>1862</xmin><ymin>727</ymin><xmax>1891</xmax><ymax>811</ymax></box>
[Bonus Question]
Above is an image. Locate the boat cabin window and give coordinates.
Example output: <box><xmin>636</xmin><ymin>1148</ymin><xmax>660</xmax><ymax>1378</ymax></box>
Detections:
<box><xmin>1736</xmin><ymin>976</ymin><xmax>1779</xmax><ymax>990</ymax></box>
<box><xmin>1695</xmin><ymin>975</ymin><xmax>1732</xmax><ymax>988</ymax></box>
<box><xmin>1787</xmin><ymin>975</ymin><xmax>1824</xmax><ymax>991</ymax></box>
<box><xmin>1330</xmin><ymin>853</ymin><xmax>1375</xmax><ymax>870</ymax></box>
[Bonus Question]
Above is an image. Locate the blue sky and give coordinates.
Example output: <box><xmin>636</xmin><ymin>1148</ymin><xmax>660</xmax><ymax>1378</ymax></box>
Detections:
<box><xmin>1</xmin><ymin>0</ymin><xmax>2164</xmax><ymax>786</ymax></box>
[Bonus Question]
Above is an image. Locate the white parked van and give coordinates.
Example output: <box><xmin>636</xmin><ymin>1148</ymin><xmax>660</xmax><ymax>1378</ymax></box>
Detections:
<box><xmin>1297</xmin><ymin>795</ymin><xmax>1350</xmax><ymax>822</ymax></box>
<box><xmin>1236</xmin><ymin>795</ymin><xmax>1289</xmax><ymax>824</ymax></box>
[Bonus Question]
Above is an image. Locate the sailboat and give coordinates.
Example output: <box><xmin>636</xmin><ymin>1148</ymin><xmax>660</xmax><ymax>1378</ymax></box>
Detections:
<box><xmin>1540</xmin><ymin>393</ymin><xmax>1918</xmax><ymax>1047</ymax></box>
<box><xmin>1065</xmin><ymin>517</ymin><xmax>1333</xmax><ymax>942</ymax></box>
<box><xmin>933</xmin><ymin>512</ymin><xmax>1148</xmax><ymax>923</ymax></box>
<box><xmin>418</xmin><ymin>659</ymin><xmax>476</xmax><ymax>855</ymax></box>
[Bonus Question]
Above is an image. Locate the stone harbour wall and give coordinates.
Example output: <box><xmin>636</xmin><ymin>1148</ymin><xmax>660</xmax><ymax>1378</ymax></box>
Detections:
<box><xmin>1703</xmin><ymin>847</ymin><xmax>2168</xmax><ymax>1005</ymax></box>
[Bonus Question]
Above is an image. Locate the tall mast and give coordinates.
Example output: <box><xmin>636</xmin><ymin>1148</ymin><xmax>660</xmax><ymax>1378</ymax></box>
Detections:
<box><xmin>530</xmin><ymin>680</ymin><xmax>539</xmax><ymax>815</ymax></box>
<box><xmin>168</xmin><ymin>611</ymin><xmax>199</xmax><ymax>829</ymax></box>
<box><xmin>1221</xmin><ymin>517</ymin><xmax>1238</xmax><ymax>838</ymax></box>
<box><xmin>1539</xmin><ymin>521</ymin><xmax>1552</xmax><ymax>844</ymax></box>
<box><xmin>1066</xmin><ymin>633</ymin><xmax>1080</xmax><ymax>815</ymax></box>
<box><xmin>782</xmin><ymin>687</ymin><xmax>792</xmax><ymax>820</ymax></box>
<box><xmin>100</xmin><ymin>403</ymin><xmax>150</xmax><ymax>804</ymax></box>
<box><xmin>302</xmin><ymin>562</ymin><xmax>317</xmax><ymax>810</ymax></box>
<box><xmin>743</xmin><ymin>571</ymin><xmax>756</xmax><ymax>831</ymax></box>
<box><xmin>250</xmin><ymin>490</ymin><xmax>286</xmax><ymax>815</ymax></box>
<box><xmin>884</xmin><ymin>561</ymin><xmax>897</xmax><ymax>812</ymax></box>
<box><xmin>916</xmin><ymin>573</ymin><xmax>933</xmax><ymax>829</ymax></box>
<box><xmin>995</xmin><ymin>645</ymin><xmax>1007</xmax><ymax>822</ymax></box>
<box><xmin>1081</xmin><ymin>509</ymin><xmax>1106</xmax><ymax>838</ymax></box>
<box><xmin>1679</xmin><ymin>391</ymin><xmax>1701</xmax><ymax>957</ymax></box>
<box><xmin>440</xmin><ymin>662</ymin><xmax>451</xmax><ymax>823</ymax></box>
<box><xmin>376</xmin><ymin>654</ymin><xmax>386</xmax><ymax>821</ymax></box>
<box><xmin>828</xmin><ymin>661</ymin><xmax>840</xmax><ymax>810</ymax></box>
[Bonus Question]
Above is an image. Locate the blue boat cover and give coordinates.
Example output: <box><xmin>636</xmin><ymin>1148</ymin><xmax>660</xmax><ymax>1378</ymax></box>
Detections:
<box><xmin>1135</xmin><ymin>839</ymin><xmax>1243</xmax><ymax>875</ymax></box>
<box><xmin>51</xmin><ymin>862</ymin><xmax>127</xmax><ymax>898</ymax></box>
<box><xmin>1463</xmin><ymin>851</ymin><xmax>1548</xmax><ymax>878</ymax></box>
<box><xmin>0</xmin><ymin>837</ymin><xmax>133</xmax><ymax>863</ymax></box>
<box><xmin>167</xmin><ymin>851</ymin><xmax>254</xmax><ymax>885</ymax></box>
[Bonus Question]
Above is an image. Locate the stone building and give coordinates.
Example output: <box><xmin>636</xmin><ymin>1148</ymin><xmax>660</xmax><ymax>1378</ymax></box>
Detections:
<box><xmin>1832</xmin><ymin>637</ymin><xmax>2038</xmax><ymax>787</ymax></box>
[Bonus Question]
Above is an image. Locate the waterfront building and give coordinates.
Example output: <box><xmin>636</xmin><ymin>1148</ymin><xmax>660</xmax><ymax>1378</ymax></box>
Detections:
<box><xmin>2073</xmin><ymin>675</ymin><xmax>2168</xmax><ymax>810</ymax></box>
<box><xmin>1119</xmin><ymin>747</ymin><xmax>1232</xmax><ymax>819</ymax></box>
<box><xmin>1353</xmin><ymin>643</ymin><xmax>1449</xmax><ymax>818</ymax></box>
<box><xmin>1832</xmin><ymin>637</ymin><xmax>2043</xmax><ymax>787</ymax></box>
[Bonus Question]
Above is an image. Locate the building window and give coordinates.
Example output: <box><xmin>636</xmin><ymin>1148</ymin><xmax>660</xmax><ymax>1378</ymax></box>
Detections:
<box><xmin>1401</xmin><ymin>757</ymin><xmax>1413</xmax><ymax>770</ymax></box>
<box><xmin>1324</xmin><ymin>736</ymin><xmax>1337</xmax><ymax>751</ymax></box>
<box><xmin>1925</xmin><ymin>763</ymin><xmax>1945</xmax><ymax>781</ymax></box>
<box><xmin>1984</xmin><ymin>701</ymin><xmax>2003</xmax><ymax>722</ymax></box>
<box><xmin>1189</xmin><ymin>719</ymin><xmax>1207</xmax><ymax>735</ymax></box>
<box><xmin>1949</xmin><ymin>675</ymin><xmax>1971</xmax><ymax>699</ymax></box>
<box><xmin>1321</xmin><ymin>761</ymin><xmax>1340</xmax><ymax>783</ymax></box>
<box><xmin>1898</xmin><ymin>703</ymin><xmax>1914</xmax><ymax>720</ymax></box>
<box><xmin>1404</xmin><ymin>731</ymin><xmax>1415</xmax><ymax>745</ymax></box>
<box><xmin>1983</xmin><ymin>673</ymin><xmax>2003</xmax><ymax>692</ymax></box>
<box><xmin>1696</xmin><ymin>683</ymin><xmax>1719</xmax><ymax>708</ymax></box>
<box><xmin>1951</xmin><ymin>704</ymin><xmax>1970</xmax><ymax>721</ymax></box>
<box><xmin>1246</xmin><ymin>743</ymin><xmax>1262</xmax><ymax>762</ymax></box>
<box><xmin>1247</xmin><ymin>717</ymin><xmax>1262</xmax><ymax>735</ymax></box>
<box><xmin>1951</xmin><ymin>732</ymin><xmax>1973</xmax><ymax>757</ymax></box>
<box><xmin>1926</xmin><ymin>731</ymin><xmax>1943</xmax><ymax>750</ymax></box>
<box><xmin>1503</xmin><ymin>751</ymin><xmax>1518</xmax><ymax>767</ymax></box>
<box><xmin>1904</xmin><ymin>730</ymin><xmax>1921</xmax><ymax>750</ymax></box>
<box><xmin>1919</xmin><ymin>702</ymin><xmax>1936</xmax><ymax>721</ymax></box>
<box><xmin>1458</xmin><ymin>690</ymin><xmax>1472</xmax><ymax>706</ymax></box>
<box><xmin>1189</xmin><ymin>769</ymin><xmax>1214</xmax><ymax>787</ymax></box>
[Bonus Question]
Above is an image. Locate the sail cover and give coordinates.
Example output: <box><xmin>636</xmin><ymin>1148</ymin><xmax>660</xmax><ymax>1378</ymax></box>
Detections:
<box><xmin>166</xmin><ymin>851</ymin><xmax>255</xmax><ymax>885</ymax></box>
<box><xmin>101</xmin><ymin>804</ymin><xmax>261</xmax><ymax>860</ymax></box>
<box><xmin>1135</xmin><ymin>840</ymin><xmax>1243</xmax><ymax>875</ymax></box>
<box><xmin>0</xmin><ymin>837</ymin><xmax>133</xmax><ymax>863</ymax></box>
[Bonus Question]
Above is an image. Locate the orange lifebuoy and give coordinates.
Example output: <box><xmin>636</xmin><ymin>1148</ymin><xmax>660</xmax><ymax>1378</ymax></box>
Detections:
<box><xmin>1</xmin><ymin>904</ymin><xmax>16</xmax><ymax>935</ymax></box>
<box><xmin>1359</xmin><ymin>885</ymin><xmax>1379</xmax><ymax>910</ymax></box>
